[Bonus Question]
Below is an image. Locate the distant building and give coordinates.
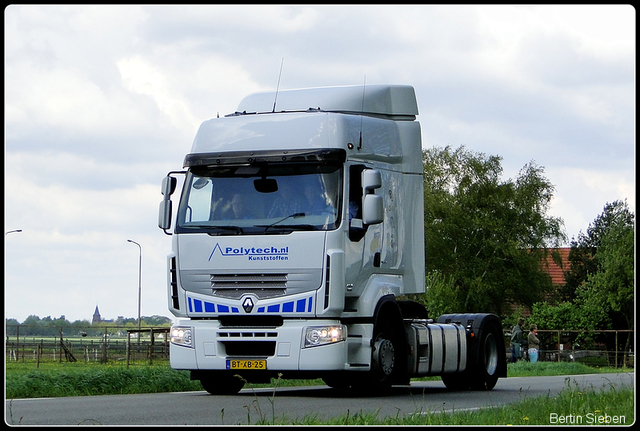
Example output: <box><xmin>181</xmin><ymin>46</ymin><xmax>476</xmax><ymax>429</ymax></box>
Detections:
<box><xmin>92</xmin><ymin>305</ymin><xmax>101</xmax><ymax>324</ymax></box>
<box><xmin>542</xmin><ymin>247</ymin><xmax>571</xmax><ymax>286</ymax></box>
<box><xmin>510</xmin><ymin>247</ymin><xmax>571</xmax><ymax>317</ymax></box>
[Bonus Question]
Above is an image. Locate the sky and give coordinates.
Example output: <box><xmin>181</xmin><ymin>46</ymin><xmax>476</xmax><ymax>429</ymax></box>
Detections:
<box><xmin>4</xmin><ymin>5</ymin><xmax>635</xmax><ymax>324</ymax></box>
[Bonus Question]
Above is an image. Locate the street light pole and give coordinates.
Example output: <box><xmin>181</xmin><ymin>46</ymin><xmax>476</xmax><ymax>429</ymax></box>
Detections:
<box><xmin>127</xmin><ymin>239</ymin><xmax>142</xmax><ymax>335</ymax></box>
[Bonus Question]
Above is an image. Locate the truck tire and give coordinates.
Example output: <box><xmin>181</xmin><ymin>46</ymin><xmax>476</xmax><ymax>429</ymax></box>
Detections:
<box><xmin>322</xmin><ymin>373</ymin><xmax>358</xmax><ymax>389</ymax></box>
<box><xmin>441</xmin><ymin>373</ymin><xmax>470</xmax><ymax>391</ymax></box>
<box><xmin>364</xmin><ymin>301</ymin><xmax>408</xmax><ymax>389</ymax></box>
<box><xmin>200</xmin><ymin>373</ymin><xmax>245</xmax><ymax>395</ymax></box>
<box><xmin>470</xmin><ymin>322</ymin><xmax>501</xmax><ymax>390</ymax></box>
<box><xmin>324</xmin><ymin>331</ymin><xmax>403</xmax><ymax>392</ymax></box>
<box><xmin>440</xmin><ymin>318</ymin><xmax>504</xmax><ymax>391</ymax></box>
<box><xmin>371</xmin><ymin>330</ymin><xmax>396</xmax><ymax>385</ymax></box>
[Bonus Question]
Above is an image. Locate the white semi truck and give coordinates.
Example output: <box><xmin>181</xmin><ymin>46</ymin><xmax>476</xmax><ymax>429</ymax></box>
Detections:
<box><xmin>158</xmin><ymin>85</ymin><xmax>506</xmax><ymax>394</ymax></box>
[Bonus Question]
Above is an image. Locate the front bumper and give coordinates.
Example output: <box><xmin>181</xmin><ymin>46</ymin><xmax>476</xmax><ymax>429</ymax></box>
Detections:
<box><xmin>169</xmin><ymin>319</ymin><xmax>351</xmax><ymax>372</ymax></box>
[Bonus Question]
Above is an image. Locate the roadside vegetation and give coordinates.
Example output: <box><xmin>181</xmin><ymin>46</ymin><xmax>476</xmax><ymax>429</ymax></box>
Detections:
<box><xmin>6</xmin><ymin>360</ymin><xmax>631</xmax><ymax>399</ymax></box>
<box><xmin>282</xmin><ymin>381</ymin><xmax>634</xmax><ymax>426</ymax></box>
<box><xmin>6</xmin><ymin>361</ymin><xmax>633</xmax><ymax>426</ymax></box>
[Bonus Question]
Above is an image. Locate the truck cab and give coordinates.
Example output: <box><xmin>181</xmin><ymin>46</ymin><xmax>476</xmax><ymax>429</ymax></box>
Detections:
<box><xmin>159</xmin><ymin>85</ymin><xmax>505</xmax><ymax>394</ymax></box>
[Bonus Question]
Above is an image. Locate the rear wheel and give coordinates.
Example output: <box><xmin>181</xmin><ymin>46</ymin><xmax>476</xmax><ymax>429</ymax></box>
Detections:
<box><xmin>441</xmin><ymin>373</ymin><xmax>471</xmax><ymax>391</ymax></box>
<box><xmin>470</xmin><ymin>323</ymin><xmax>501</xmax><ymax>390</ymax></box>
<box><xmin>441</xmin><ymin>321</ymin><xmax>503</xmax><ymax>391</ymax></box>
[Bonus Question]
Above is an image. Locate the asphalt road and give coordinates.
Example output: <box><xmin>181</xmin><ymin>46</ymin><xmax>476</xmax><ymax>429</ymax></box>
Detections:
<box><xmin>5</xmin><ymin>372</ymin><xmax>633</xmax><ymax>425</ymax></box>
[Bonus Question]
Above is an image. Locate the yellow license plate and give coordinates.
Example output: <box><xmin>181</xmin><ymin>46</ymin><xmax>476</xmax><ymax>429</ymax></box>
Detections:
<box><xmin>226</xmin><ymin>359</ymin><xmax>266</xmax><ymax>370</ymax></box>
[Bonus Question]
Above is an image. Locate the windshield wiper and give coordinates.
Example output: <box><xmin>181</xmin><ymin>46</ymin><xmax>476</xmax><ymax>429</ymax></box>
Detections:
<box><xmin>185</xmin><ymin>225</ymin><xmax>244</xmax><ymax>235</ymax></box>
<box><xmin>256</xmin><ymin>213</ymin><xmax>314</xmax><ymax>234</ymax></box>
<box><xmin>260</xmin><ymin>224</ymin><xmax>319</xmax><ymax>234</ymax></box>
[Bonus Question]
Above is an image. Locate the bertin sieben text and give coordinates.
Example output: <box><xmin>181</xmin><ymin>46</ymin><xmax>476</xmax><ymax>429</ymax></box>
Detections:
<box><xmin>549</xmin><ymin>412</ymin><xmax>626</xmax><ymax>425</ymax></box>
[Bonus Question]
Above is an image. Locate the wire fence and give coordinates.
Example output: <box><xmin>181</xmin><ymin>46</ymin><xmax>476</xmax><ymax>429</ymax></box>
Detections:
<box><xmin>5</xmin><ymin>325</ymin><xmax>634</xmax><ymax>368</ymax></box>
<box><xmin>5</xmin><ymin>326</ymin><xmax>170</xmax><ymax>367</ymax></box>
<box><xmin>503</xmin><ymin>329</ymin><xmax>634</xmax><ymax>368</ymax></box>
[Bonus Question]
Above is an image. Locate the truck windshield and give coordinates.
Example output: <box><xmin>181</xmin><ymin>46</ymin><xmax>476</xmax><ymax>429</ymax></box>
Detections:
<box><xmin>176</xmin><ymin>164</ymin><xmax>342</xmax><ymax>234</ymax></box>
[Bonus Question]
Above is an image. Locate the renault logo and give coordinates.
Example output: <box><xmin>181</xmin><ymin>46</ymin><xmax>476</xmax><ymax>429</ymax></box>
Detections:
<box><xmin>242</xmin><ymin>297</ymin><xmax>254</xmax><ymax>313</ymax></box>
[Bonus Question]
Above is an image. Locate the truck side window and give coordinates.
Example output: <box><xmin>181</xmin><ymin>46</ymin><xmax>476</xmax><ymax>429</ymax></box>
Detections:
<box><xmin>348</xmin><ymin>165</ymin><xmax>367</xmax><ymax>242</ymax></box>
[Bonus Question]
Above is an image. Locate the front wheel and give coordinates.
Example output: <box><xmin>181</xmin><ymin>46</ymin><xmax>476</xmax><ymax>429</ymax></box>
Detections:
<box><xmin>371</xmin><ymin>332</ymin><xmax>396</xmax><ymax>382</ymax></box>
<box><xmin>200</xmin><ymin>373</ymin><xmax>245</xmax><ymax>395</ymax></box>
<box><xmin>360</xmin><ymin>327</ymin><xmax>404</xmax><ymax>390</ymax></box>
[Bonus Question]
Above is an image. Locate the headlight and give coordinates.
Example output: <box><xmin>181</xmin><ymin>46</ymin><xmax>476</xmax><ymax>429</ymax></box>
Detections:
<box><xmin>170</xmin><ymin>326</ymin><xmax>193</xmax><ymax>348</ymax></box>
<box><xmin>304</xmin><ymin>325</ymin><xmax>346</xmax><ymax>348</ymax></box>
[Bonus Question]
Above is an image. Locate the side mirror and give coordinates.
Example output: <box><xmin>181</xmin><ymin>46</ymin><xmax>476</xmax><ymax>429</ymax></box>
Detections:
<box><xmin>161</xmin><ymin>176</ymin><xmax>177</xmax><ymax>197</ymax></box>
<box><xmin>361</xmin><ymin>169</ymin><xmax>383</xmax><ymax>225</ymax></box>
<box><xmin>159</xmin><ymin>175</ymin><xmax>177</xmax><ymax>233</ymax></box>
<box><xmin>158</xmin><ymin>200</ymin><xmax>172</xmax><ymax>231</ymax></box>
<box><xmin>362</xmin><ymin>169</ymin><xmax>382</xmax><ymax>192</ymax></box>
<box><xmin>362</xmin><ymin>194</ymin><xmax>384</xmax><ymax>225</ymax></box>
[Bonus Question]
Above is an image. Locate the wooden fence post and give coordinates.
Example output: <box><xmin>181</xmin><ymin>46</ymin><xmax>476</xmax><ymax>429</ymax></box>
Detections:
<box><xmin>100</xmin><ymin>327</ymin><xmax>106</xmax><ymax>363</ymax></box>
<box><xmin>126</xmin><ymin>332</ymin><xmax>131</xmax><ymax>368</ymax></box>
<box><xmin>615</xmin><ymin>330</ymin><xmax>618</xmax><ymax>368</ymax></box>
<box><xmin>36</xmin><ymin>340</ymin><xmax>42</xmax><ymax>368</ymax></box>
<box><xmin>16</xmin><ymin>325</ymin><xmax>20</xmax><ymax>363</ymax></box>
<box><xmin>149</xmin><ymin>330</ymin><xmax>155</xmax><ymax>365</ymax></box>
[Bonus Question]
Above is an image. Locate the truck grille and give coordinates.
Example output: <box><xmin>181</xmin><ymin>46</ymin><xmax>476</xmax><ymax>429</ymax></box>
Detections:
<box><xmin>180</xmin><ymin>269</ymin><xmax>322</xmax><ymax>297</ymax></box>
<box><xmin>212</xmin><ymin>288</ymin><xmax>286</xmax><ymax>299</ymax></box>
<box><xmin>211</xmin><ymin>273</ymin><xmax>288</xmax><ymax>287</ymax></box>
<box><xmin>211</xmin><ymin>273</ymin><xmax>287</xmax><ymax>299</ymax></box>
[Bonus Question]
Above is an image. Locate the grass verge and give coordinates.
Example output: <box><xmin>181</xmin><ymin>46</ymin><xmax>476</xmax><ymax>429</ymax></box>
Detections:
<box><xmin>5</xmin><ymin>364</ymin><xmax>202</xmax><ymax>398</ymax></box>
<box><xmin>276</xmin><ymin>380</ymin><xmax>634</xmax><ymax>425</ymax></box>
<box><xmin>5</xmin><ymin>361</ymin><xmax>632</xmax><ymax>399</ymax></box>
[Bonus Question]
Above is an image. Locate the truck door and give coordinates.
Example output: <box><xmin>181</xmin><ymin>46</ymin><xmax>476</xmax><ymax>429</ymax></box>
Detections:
<box><xmin>344</xmin><ymin>164</ymin><xmax>384</xmax><ymax>296</ymax></box>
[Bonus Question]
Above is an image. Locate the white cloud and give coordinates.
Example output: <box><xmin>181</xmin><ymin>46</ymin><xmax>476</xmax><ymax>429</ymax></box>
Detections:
<box><xmin>548</xmin><ymin>166</ymin><xmax>635</xmax><ymax>241</ymax></box>
<box><xmin>118</xmin><ymin>55</ymin><xmax>201</xmax><ymax>132</ymax></box>
<box><xmin>552</xmin><ymin>5</ymin><xmax>634</xmax><ymax>59</ymax></box>
<box><xmin>5</xmin><ymin>158</ymin><xmax>159</xmax><ymax>232</ymax></box>
<box><xmin>8</xmin><ymin>64</ymin><xmax>127</xmax><ymax>131</ymax></box>
<box><xmin>4</xmin><ymin>4</ymin><xmax>635</xmax><ymax>323</ymax></box>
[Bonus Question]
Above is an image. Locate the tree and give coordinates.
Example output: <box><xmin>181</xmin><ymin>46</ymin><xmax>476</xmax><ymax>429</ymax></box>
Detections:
<box><xmin>529</xmin><ymin>200</ymin><xmax>634</xmax><ymax>359</ymax></box>
<box><xmin>422</xmin><ymin>146</ymin><xmax>566</xmax><ymax>315</ymax></box>
<box><xmin>144</xmin><ymin>315</ymin><xmax>173</xmax><ymax>326</ymax></box>
<box><xmin>578</xmin><ymin>204</ymin><xmax>634</xmax><ymax>330</ymax></box>
<box><xmin>5</xmin><ymin>318</ymin><xmax>20</xmax><ymax>336</ymax></box>
<box><xmin>419</xmin><ymin>271</ymin><xmax>461</xmax><ymax>318</ymax></box>
<box><xmin>562</xmin><ymin>200</ymin><xmax>634</xmax><ymax>302</ymax></box>
<box><xmin>21</xmin><ymin>315</ymin><xmax>43</xmax><ymax>336</ymax></box>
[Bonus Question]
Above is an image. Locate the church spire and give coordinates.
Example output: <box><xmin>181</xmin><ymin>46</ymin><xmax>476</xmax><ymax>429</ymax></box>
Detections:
<box><xmin>92</xmin><ymin>305</ymin><xmax>101</xmax><ymax>324</ymax></box>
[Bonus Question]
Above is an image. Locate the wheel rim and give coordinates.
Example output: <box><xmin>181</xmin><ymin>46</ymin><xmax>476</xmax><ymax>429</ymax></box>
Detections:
<box><xmin>373</xmin><ymin>337</ymin><xmax>395</xmax><ymax>376</ymax></box>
